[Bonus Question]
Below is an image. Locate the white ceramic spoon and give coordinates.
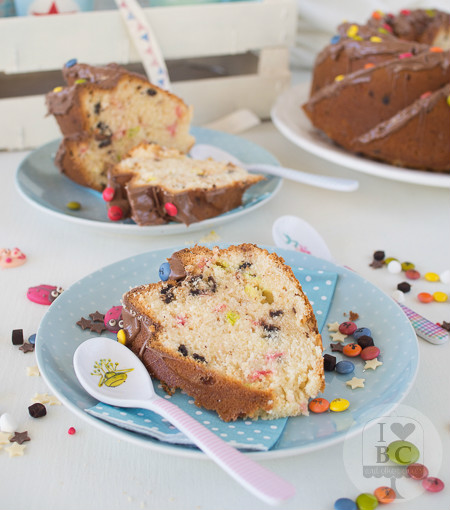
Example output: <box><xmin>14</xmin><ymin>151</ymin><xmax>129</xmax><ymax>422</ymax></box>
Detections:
<box><xmin>189</xmin><ymin>144</ymin><xmax>359</xmax><ymax>192</ymax></box>
<box><xmin>73</xmin><ymin>337</ymin><xmax>296</xmax><ymax>505</ymax></box>
<box><xmin>272</xmin><ymin>215</ymin><xmax>449</xmax><ymax>345</ymax></box>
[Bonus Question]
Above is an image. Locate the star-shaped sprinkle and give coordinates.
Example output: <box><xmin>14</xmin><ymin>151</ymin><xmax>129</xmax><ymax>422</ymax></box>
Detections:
<box><xmin>89</xmin><ymin>311</ymin><xmax>105</xmax><ymax>322</ymax></box>
<box><xmin>327</xmin><ymin>321</ymin><xmax>340</xmax><ymax>332</ymax></box>
<box><xmin>89</xmin><ymin>322</ymin><xmax>107</xmax><ymax>334</ymax></box>
<box><xmin>19</xmin><ymin>342</ymin><xmax>35</xmax><ymax>353</ymax></box>
<box><xmin>10</xmin><ymin>431</ymin><xmax>30</xmax><ymax>445</ymax></box>
<box><xmin>31</xmin><ymin>393</ymin><xmax>61</xmax><ymax>405</ymax></box>
<box><xmin>330</xmin><ymin>343</ymin><xmax>344</xmax><ymax>353</ymax></box>
<box><xmin>346</xmin><ymin>377</ymin><xmax>365</xmax><ymax>389</ymax></box>
<box><xmin>364</xmin><ymin>358</ymin><xmax>383</xmax><ymax>371</ymax></box>
<box><xmin>76</xmin><ymin>317</ymin><xmax>92</xmax><ymax>330</ymax></box>
<box><xmin>330</xmin><ymin>331</ymin><xmax>347</xmax><ymax>343</ymax></box>
<box><xmin>5</xmin><ymin>442</ymin><xmax>26</xmax><ymax>457</ymax></box>
<box><xmin>26</xmin><ymin>365</ymin><xmax>40</xmax><ymax>377</ymax></box>
<box><xmin>0</xmin><ymin>431</ymin><xmax>12</xmax><ymax>444</ymax></box>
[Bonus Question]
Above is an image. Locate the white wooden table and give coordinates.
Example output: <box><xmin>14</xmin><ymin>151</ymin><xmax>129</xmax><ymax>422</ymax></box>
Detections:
<box><xmin>1</xmin><ymin>76</ymin><xmax>449</xmax><ymax>509</ymax></box>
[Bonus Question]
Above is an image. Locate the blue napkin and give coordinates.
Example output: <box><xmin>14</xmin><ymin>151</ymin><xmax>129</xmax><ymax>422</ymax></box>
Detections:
<box><xmin>86</xmin><ymin>267</ymin><xmax>338</xmax><ymax>451</ymax></box>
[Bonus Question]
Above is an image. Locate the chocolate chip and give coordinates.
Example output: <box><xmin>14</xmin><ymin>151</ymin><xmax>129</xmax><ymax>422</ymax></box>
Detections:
<box><xmin>357</xmin><ymin>335</ymin><xmax>374</xmax><ymax>349</ymax></box>
<box><xmin>147</xmin><ymin>88</ymin><xmax>157</xmax><ymax>96</ymax></box>
<box><xmin>262</xmin><ymin>323</ymin><xmax>280</xmax><ymax>340</ymax></box>
<box><xmin>98</xmin><ymin>138</ymin><xmax>112</xmax><ymax>148</ymax></box>
<box><xmin>28</xmin><ymin>403</ymin><xmax>46</xmax><ymax>418</ymax></box>
<box><xmin>178</xmin><ymin>344</ymin><xmax>188</xmax><ymax>357</ymax></box>
<box><xmin>269</xmin><ymin>310</ymin><xmax>284</xmax><ymax>318</ymax></box>
<box><xmin>94</xmin><ymin>102</ymin><xmax>101</xmax><ymax>114</ymax></box>
<box><xmin>382</xmin><ymin>94</ymin><xmax>390</xmax><ymax>105</ymax></box>
<box><xmin>238</xmin><ymin>261</ymin><xmax>252</xmax><ymax>270</ymax></box>
<box><xmin>12</xmin><ymin>329</ymin><xmax>24</xmax><ymax>345</ymax></box>
<box><xmin>323</xmin><ymin>353</ymin><xmax>336</xmax><ymax>371</ymax></box>
<box><xmin>193</xmin><ymin>353</ymin><xmax>206</xmax><ymax>363</ymax></box>
<box><xmin>160</xmin><ymin>284</ymin><xmax>176</xmax><ymax>304</ymax></box>
<box><xmin>397</xmin><ymin>281</ymin><xmax>411</xmax><ymax>293</ymax></box>
<box><xmin>373</xmin><ymin>251</ymin><xmax>385</xmax><ymax>261</ymax></box>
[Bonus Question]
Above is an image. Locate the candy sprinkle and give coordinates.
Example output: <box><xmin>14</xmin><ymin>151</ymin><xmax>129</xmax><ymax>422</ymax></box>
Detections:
<box><xmin>66</xmin><ymin>201</ymin><xmax>81</xmax><ymax>211</ymax></box>
<box><xmin>68</xmin><ymin>427</ymin><xmax>76</xmax><ymax>435</ymax></box>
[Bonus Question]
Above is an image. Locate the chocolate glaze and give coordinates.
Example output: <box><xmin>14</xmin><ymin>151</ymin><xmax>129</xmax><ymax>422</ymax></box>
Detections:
<box><xmin>167</xmin><ymin>253</ymin><xmax>187</xmax><ymax>280</ymax></box>
<box><xmin>107</xmin><ymin>169</ymin><xmax>258</xmax><ymax>226</ymax></box>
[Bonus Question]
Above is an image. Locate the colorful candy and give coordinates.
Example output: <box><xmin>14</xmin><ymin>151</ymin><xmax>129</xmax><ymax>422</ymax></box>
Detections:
<box><xmin>355</xmin><ymin>493</ymin><xmax>379</xmax><ymax>510</ymax></box>
<box><xmin>66</xmin><ymin>201</ymin><xmax>81</xmax><ymax>210</ymax></box>
<box><xmin>308</xmin><ymin>398</ymin><xmax>330</xmax><ymax>413</ymax></box>
<box><xmin>407</xmin><ymin>463</ymin><xmax>428</xmax><ymax>480</ymax></box>
<box><xmin>107</xmin><ymin>205</ymin><xmax>123</xmax><ymax>221</ymax></box>
<box><xmin>334</xmin><ymin>497</ymin><xmax>357</xmax><ymax>510</ymax></box>
<box><xmin>159</xmin><ymin>262</ymin><xmax>171</xmax><ymax>281</ymax></box>
<box><xmin>418</xmin><ymin>292</ymin><xmax>433</xmax><ymax>303</ymax></box>
<box><xmin>387</xmin><ymin>440</ymin><xmax>419</xmax><ymax>465</ymax></box>
<box><xmin>424</xmin><ymin>272</ymin><xmax>440</xmax><ymax>282</ymax></box>
<box><xmin>360</xmin><ymin>346</ymin><xmax>380</xmax><ymax>361</ymax></box>
<box><xmin>353</xmin><ymin>327</ymin><xmax>372</xmax><ymax>340</ymax></box>
<box><xmin>0</xmin><ymin>248</ymin><xmax>27</xmax><ymax>269</ymax></box>
<box><xmin>373</xmin><ymin>486</ymin><xmax>395</xmax><ymax>504</ymax></box>
<box><xmin>27</xmin><ymin>285</ymin><xmax>63</xmax><ymax>305</ymax></box>
<box><xmin>102</xmin><ymin>187</ymin><xmax>115</xmax><ymax>202</ymax></box>
<box><xmin>339</xmin><ymin>321</ymin><xmax>357</xmax><ymax>335</ymax></box>
<box><xmin>336</xmin><ymin>360</ymin><xmax>355</xmax><ymax>374</ymax></box>
<box><xmin>164</xmin><ymin>202</ymin><xmax>177</xmax><ymax>216</ymax></box>
<box><xmin>343</xmin><ymin>343</ymin><xmax>362</xmax><ymax>357</ymax></box>
<box><xmin>329</xmin><ymin>398</ymin><xmax>349</xmax><ymax>412</ymax></box>
<box><xmin>422</xmin><ymin>477</ymin><xmax>444</xmax><ymax>493</ymax></box>
<box><xmin>104</xmin><ymin>305</ymin><xmax>123</xmax><ymax>332</ymax></box>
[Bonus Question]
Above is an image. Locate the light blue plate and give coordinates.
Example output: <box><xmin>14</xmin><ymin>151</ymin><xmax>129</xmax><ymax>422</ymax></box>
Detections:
<box><xmin>15</xmin><ymin>127</ymin><xmax>282</xmax><ymax>235</ymax></box>
<box><xmin>35</xmin><ymin>245</ymin><xmax>419</xmax><ymax>459</ymax></box>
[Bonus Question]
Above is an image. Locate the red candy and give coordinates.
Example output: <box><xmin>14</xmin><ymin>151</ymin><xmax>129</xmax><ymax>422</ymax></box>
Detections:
<box><xmin>339</xmin><ymin>321</ymin><xmax>357</xmax><ymax>335</ymax></box>
<box><xmin>418</xmin><ymin>292</ymin><xmax>433</xmax><ymax>303</ymax></box>
<box><xmin>108</xmin><ymin>205</ymin><xmax>123</xmax><ymax>221</ymax></box>
<box><xmin>407</xmin><ymin>463</ymin><xmax>428</xmax><ymax>480</ymax></box>
<box><xmin>68</xmin><ymin>427</ymin><xmax>76</xmax><ymax>435</ymax></box>
<box><xmin>405</xmin><ymin>269</ymin><xmax>421</xmax><ymax>280</ymax></box>
<box><xmin>102</xmin><ymin>187</ymin><xmax>115</xmax><ymax>202</ymax></box>
<box><xmin>422</xmin><ymin>477</ymin><xmax>444</xmax><ymax>493</ymax></box>
<box><xmin>164</xmin><ymin>202</ymin><xmax>178</xmax><ymax>216</ymax></box>
<box><xmin>361</xmin><ymin>346</ymin><xmax>380</xmax><ymax>361</ymax></box>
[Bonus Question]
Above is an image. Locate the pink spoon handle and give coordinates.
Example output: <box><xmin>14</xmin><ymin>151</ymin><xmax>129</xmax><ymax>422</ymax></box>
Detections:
<box><xmin>396</xmin><ymin>302</ymin><xmax>449</xmax><ymax>345</ymax></box>
<box><xmin>144</xmin><ymin>396</ymin><xmax>296</xmax><ymax>505</ymax></box>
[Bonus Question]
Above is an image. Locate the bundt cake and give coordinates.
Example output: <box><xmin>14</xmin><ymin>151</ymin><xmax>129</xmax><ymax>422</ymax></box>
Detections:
<box><xmin>46</xmin><ymin>61</ymin><xmax>195</xmax><ymax>192</ymax></box>
<box><xmin>303</xmin><ymin>8</ymin><xmax>450</xmax><ymax>173</ymax></box>
<box><xmin>121</xmin><ymin>244</ymin><xmax>324</xmax><ymax>422</ymax></box>
<box><xmin>104</xmin><ymin>142</ymin><xmax>264</xmax><ymax>226</ymax></box>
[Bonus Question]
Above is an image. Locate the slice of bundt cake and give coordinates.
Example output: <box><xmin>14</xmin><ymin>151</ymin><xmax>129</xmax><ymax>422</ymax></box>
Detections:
<box><xmin>104</xmin><ymin>142</ymin><xmax>264</xmax><ymax>226</ymax></box>
<box><xmin>303</xmin><ymin>49</ymin><xmax>450</xmax><ymax>154</ymax></box>
<box><xmin>121</xmin><ymin>244</ymin><xmax>324</xmax><ymax>422</ymax></box>
<box><xmin>353</xmin><ymin>84</ymin><xmax>450</xmax><ymax>171</ymax></box>
<box><xmin>46</xmin><ymin>62</ymin><xmax>195</xmax><ymax>192</ymax></box>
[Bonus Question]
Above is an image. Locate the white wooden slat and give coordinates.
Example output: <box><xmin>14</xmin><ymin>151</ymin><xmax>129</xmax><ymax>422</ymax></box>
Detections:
<box><xmin>0</xmin><ymin>0</ymin><xmax>297</xmax><ymax>74</ymax></box>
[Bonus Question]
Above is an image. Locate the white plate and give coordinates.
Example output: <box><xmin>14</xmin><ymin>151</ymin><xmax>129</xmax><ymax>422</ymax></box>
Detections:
<box><xmin>15</xmin><ymin>127</ymin><xmax>282</xmax><ymax>235</ymax></box>
<box><xmin>35</xmin><ymin>245</ymin><xmax>419</xmax><ymax>460</ymax></box>
<box><xmin>271</xmin><ymin>82</ymin><xmax>450</xmax><ymax>189</ymax></box>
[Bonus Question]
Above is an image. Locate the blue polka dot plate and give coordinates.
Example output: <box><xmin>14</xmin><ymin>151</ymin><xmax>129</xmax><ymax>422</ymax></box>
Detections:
<box><xmin>15</xmin><ymin>127</ymin><xmax>282</xmax><ymax>236</ymax></box>
<box><xmin>35</xmin><ymin>245</ymin><xmax>419</xmax><ymax>459</ymax></box>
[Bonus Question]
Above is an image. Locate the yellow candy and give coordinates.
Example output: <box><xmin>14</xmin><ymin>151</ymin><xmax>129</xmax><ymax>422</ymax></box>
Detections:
<box><xmin>433</xmin><ymin>291</ymin><xmax>448</xmax><ymax>302</ymax></box>
<box><xmin>424</xmin><ymin>272</ymin><xmax>440</xmax><ymax>282</ymax></box>
<box><xmin>53</xmin><ymin>86</ymin><xmax>63</xmax><ymax>92</ymax></box>
<box><xmin>370</xmin><ymin>36</ymin><xmax>382</xmax><ymax>43</ymax></box>
<box><xmin>335</xmin><ymin>74</ymin><xmax>345</xmax><ymax>82</ymax></box>
<box><xmin>117</xmin><ymin>329</ymin><xmax>127</xmax><ymax>344</ymax></box>
<box><xmin>75</xmin><ymin>78</ymin><xmax>86</xmax><ymax>84</ymax></box>
<box><xmin>330</xmin><ymin>398</ymin><xmax>350</xmax><ymax>412</ymax></box>
<box><xmin>346</xmin><ymin>24</ymin><xmax>358</xmax><ymax>38</ymax></box>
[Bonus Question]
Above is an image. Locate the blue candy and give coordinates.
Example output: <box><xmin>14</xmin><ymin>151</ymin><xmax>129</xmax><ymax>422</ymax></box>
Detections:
<box><xmin>330</xmin><ymin>35</ymin><xmax>341</xmax><ymax>44</ymax></box>
<box><xmin>353</xmin><ymin>327</ymin><xmax>372</xmax><ymax>340</ymax></box>
<box><xmin>334</xmin><ymin>498</ymin><xmax>357</xmax><ymax>510</ymax></box>
<box><xmin>28</xmin><ymin>333</ymin><xmax>36</xmax><ymax>345</ymax></box>
<box><xmin>65</xmin><ymin>58</ymin><xmax>77</xmax><ymax>68</ymax></box>
<box><xmin>335</xmin><ymin>360</ymin><xmax>355</xmax><ymax>374</ymax></box>
<box><xmin>158</xmin><ymin>262</ymin><xmax>171</xmax><ymax>281</ymax></box>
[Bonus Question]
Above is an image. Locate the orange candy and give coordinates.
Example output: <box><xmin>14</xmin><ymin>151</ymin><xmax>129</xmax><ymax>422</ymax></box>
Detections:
<box><xmin>343</xmin><ymin>343</ymin><xmax>362</xmax><ymax>357</ymax></box>
<box><xmin>374</xmin><ymin>486</ymin><xmax>396</xmax><ymax>504</ymax></box>
<box><xmin>430</xmin><ymin>46</ymin><xmax>444</xmax><ymax>52</ymax></box>
<box><xmin>418</xmin><ymin>292</ymin><xmax>433</xmax><ymax>303</ymax></box>
<box><xmin>308</xmin><ymin>398</ymin><xmax>330</xmax><ymax>413</ymax></box>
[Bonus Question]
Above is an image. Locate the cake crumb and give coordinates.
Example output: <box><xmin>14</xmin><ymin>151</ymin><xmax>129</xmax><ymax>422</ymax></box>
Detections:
<box><xmin>26</xmin><ymin>366</ymin><xmax>40</xmax><ymax>377</ymax></box>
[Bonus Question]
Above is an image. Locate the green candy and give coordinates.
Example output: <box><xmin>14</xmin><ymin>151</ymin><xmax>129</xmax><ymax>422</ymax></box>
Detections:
<box><xmin>66</xmin><ymin>201</ymin><xmax>81</xmax><ymax>211</ymax></box>
<box><xmin>356</xmin><ymin>493</ymin><xmax>378</xmax><ymax>510</ymax></box>
<box><xmin>387</xmin><ymin>440</ymin><xmax>420</xmax><ymax>465</ymax></box>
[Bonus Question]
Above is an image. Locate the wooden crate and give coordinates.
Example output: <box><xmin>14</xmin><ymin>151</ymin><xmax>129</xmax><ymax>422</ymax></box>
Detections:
<box><xmin>0</xmin><ymin>0</ymin><xmax>296</xmax><ymax>150</ymax></box>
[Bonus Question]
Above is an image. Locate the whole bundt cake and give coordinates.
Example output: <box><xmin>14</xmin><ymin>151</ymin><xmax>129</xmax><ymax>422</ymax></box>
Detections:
<box><xmin>303</xmin><ymin>8</ymin><xmax>450</xmax><ymax>173</ymax></box>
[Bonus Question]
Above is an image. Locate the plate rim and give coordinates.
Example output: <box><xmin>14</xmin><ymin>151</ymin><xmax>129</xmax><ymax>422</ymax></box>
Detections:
<box><xmin>14</xmin><ymin>127</ymin><xmax>283</xmax><ymax>236</ymax></box>
<box><xmin>271</xmin><ymin>82</ymin><xmax>450</xmax><ymax>189</ymax></box>
<box><xmin>35</xmin><ymin>244</ymin><xmax>419</xmax><ymax>460</ymax></box>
